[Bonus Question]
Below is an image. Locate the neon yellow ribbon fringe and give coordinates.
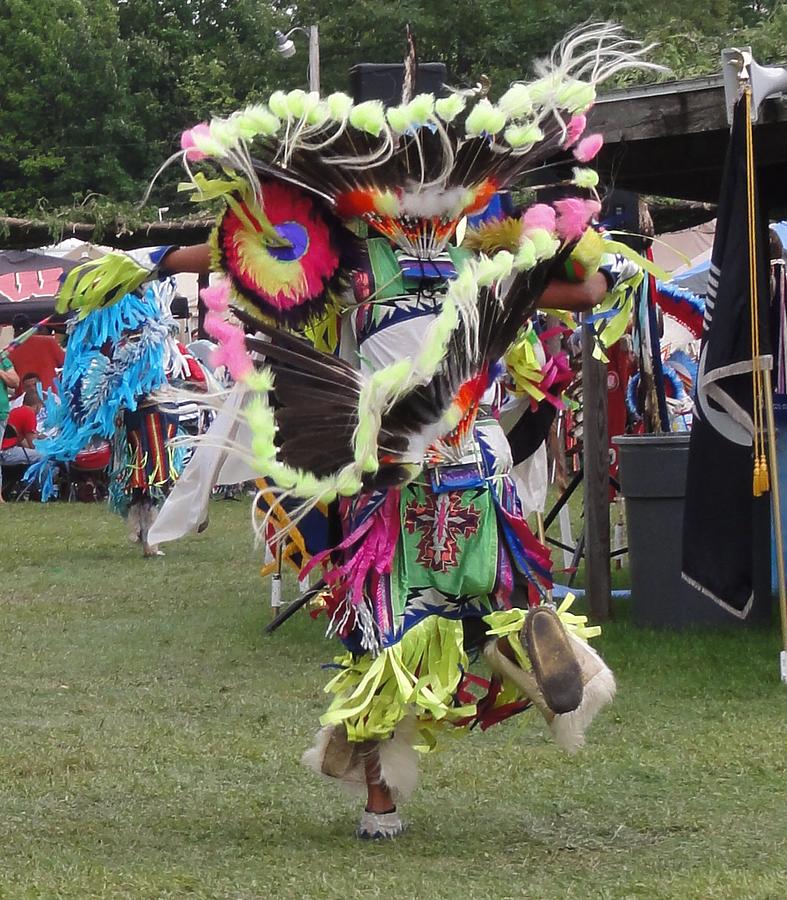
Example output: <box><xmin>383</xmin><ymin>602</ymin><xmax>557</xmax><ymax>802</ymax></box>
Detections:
<box><xmin>321</xmin><ymin>595</ymin><xmax>600</xmax><ymax>747</ymax></box>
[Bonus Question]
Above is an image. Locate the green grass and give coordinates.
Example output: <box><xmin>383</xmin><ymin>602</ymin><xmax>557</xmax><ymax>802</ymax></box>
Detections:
<box><xmin>1</xmin><ymin>502</ymin><xmax>786</xmax><ymax>899</ymax></box>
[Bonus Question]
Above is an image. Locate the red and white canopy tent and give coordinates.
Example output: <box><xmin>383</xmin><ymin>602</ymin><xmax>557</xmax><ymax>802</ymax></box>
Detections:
<box><xmin>0</xmin><ymin>248</ymin><xmax>82</xmax><ymax>326</ymax></box>
<box><xmin>0</xmin><ymin>241</ymin><xmax>199</xmax><ymax>338</ymax></box>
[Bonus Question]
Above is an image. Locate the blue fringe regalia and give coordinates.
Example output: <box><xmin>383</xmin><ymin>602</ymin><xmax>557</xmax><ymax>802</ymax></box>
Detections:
<box><xmin>28</xmin><ymin>282</ymin><xmax>185</xmax><ymax>506</ymax></box>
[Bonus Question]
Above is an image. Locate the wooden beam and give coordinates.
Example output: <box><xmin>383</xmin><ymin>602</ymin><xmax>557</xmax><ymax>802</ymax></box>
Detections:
<box><xmin>0</xmin><ymin>196</ymin><xmax>720</xmax><ymax>259</ymax></box>
<box><xmin>590</xmin><ymin>78</ymin><xmax>787</xmax><ymax>144</ymax></box>
<box><xmin>589</xmin><ymin>78</ymin><xmax>787</xmax><ymax>208</ymax></box>
<box><xmin>581</xmin><ymin>321</ymin><xmax>611</xmax><ymax>621</ymax></box>
<box><xmin>590</xmin><ymin>79</ymin><xmax>729</xmax><ymax>143</ymax></box>
<box><xmin>0</xmin><ymin>217</ymin><xmax>213</xmax><ymax>251</ymax></box>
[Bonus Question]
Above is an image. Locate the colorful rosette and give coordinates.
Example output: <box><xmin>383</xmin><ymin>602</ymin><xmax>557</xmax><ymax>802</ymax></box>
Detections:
<box><xmin>213</xmin><ymin>181</ymin><xmax>352</xmax><ymax>328</ymax></box>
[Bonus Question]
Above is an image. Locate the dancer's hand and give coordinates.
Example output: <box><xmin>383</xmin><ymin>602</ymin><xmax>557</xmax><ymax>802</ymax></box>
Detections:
<box><xmin>538</xmin><ymin>272</ymin><xmax>609</xmax><ymax>313</ymax></box>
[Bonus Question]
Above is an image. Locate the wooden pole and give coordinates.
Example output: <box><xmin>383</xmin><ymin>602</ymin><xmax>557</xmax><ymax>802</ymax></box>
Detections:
<box><xmin>197</xmin><ymin>272</ymin><xmax>209</xmax><ymax>340</ymax></box>
<box><xmin>307</xmin><ymin>25</ymin><xmax>320</xmax><ymax>95</ymax></box>
<box><xmin>270</xmin><ymin>543</ymin><xmax>283</xmax><ymax>620</ymax></box>
<box><xmin>581</xmin><ymin>321</ymin><xmax>612</xmax><ymax>620</ymax></box>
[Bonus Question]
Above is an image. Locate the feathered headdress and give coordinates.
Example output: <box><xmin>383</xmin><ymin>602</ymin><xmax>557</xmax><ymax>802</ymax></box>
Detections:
<box><xmin>172</xmin><ymin>24</ymin><xmax>659</xmax><ymax>316</ymax></box>
<box><xmin>55</xmin><ymin>24</ymin><xmax>661</xmax><ymax>523</ymax></box>
<box><xmin>171</xmin><ymin>24</ymin><xmax>660</xmax><ymax>515</ymax></box>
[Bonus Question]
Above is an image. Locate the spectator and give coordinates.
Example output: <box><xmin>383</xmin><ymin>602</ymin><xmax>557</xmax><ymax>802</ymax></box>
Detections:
<box><xmin>0</xmin><ymin>393</ymin><xmax>43</xmax><ymax>468</ymax></box>
<box><xmin>11</xmin><ymin>371</ymin><xmax>41</xmax><ymax>404</ymax></box>
<box><xmin>7</xmin><ymin>314</ymin><xmax>65</xmax><ymax>397</ymax></box>
<box><xmin>0</xmin><ymin>349</ymin><xmax>20</xmax><ymax>503</ymax></box>
<box><xmin>12</xmin><ymin>373</ymin><xmax>47</xmax><ymax>429</ymax></box>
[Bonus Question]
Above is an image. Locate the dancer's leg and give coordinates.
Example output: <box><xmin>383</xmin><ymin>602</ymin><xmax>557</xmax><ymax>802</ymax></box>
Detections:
<box><xmin>139</xmin><ymin>495</ymin><xmax>163</xmax><ymax>557</ymax></box>
<box><xmin>356</xmin><ymin>740</ymin><xmax>404</xmax><ymax>839</ymax></box>
<box><xmin>361</xmin><ymin>742</ymin><xmax>395</xmax><ymax>813</ymax></box>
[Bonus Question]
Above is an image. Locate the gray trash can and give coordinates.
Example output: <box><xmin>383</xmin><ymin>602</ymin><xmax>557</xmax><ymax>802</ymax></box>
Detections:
<box><xmin>614</xmin><ymin>434</ymin><xmax>768</xmax><ymax>629</ymax></box>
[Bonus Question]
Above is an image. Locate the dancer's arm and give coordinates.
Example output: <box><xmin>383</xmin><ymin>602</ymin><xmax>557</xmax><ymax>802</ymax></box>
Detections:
<box><xmin>159</xmin><ymin>244</ymin><xmax>212</xmax><ymax>276</ymax></box>
<box><xmin>158</xmin><ymin>244</ymin><xmax>612</xmax><ymax>312</ymax></box>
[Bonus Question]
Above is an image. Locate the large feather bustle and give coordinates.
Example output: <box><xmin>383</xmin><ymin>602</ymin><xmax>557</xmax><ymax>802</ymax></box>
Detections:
<box><xmin>200</xmin><ymin>158</ymin><xmax>596</xmax><ymax>508</ymax></box>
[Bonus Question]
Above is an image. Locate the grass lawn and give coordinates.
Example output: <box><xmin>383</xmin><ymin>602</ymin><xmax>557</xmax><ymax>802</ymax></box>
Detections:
<box><xmin>1</xmin><ymin>501</ymin><xmax>786</xmax><ymax>899</ymax></box>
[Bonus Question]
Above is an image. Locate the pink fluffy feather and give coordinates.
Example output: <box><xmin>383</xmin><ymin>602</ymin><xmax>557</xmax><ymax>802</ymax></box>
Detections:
<box><xmin>180</xmin><ymin>123</ymin><xmax>209</xmax><ymax>162</ymax></box>
<box><xmin>554</xmin><ymin>198</ymin><xmax>601</xmax><ymax>241</ymax></box>
<box><xmin>522</xmin><ymin>204</ymin><xmax>556</xmax><ymax>233</ymax></box>
<box><xmin>573</xmin><ymin>133</ymin><xmax>603</xmax><ymax>163</ymax></box>
<box><xmin>204</xmin><ymin>310</ymin><xmax>252</xmax><ymax>380</ymax></box>
<box><xmin>200</xmin><ymin>281</ymin><xmax>230</xmax><ymax>312</ymax></box>
<box><xmin>563</xmin><ymin>114</ymin><xmax>587</xmax><ymax>149</ymax></box>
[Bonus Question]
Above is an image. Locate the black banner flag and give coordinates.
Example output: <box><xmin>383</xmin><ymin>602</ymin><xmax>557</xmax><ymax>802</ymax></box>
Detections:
<box><xmin>681</xmin><ymin>95</ymin><xmax>772</xmax><ymax>617</ymax></box>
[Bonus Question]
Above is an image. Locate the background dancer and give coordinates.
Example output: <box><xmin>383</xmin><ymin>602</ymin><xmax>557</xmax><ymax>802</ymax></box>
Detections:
<box><xmin>29</xmin><ymin>279</ymin><xmax>204</xmax><ymax>555</ymax></box>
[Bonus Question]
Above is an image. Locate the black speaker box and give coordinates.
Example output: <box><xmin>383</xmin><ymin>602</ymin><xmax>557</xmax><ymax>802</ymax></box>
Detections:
<box><xmin>600</xmin><ymin>188</ymin><xmax>653</xmax><ymax>250</ymax></box>
<box><xmin>349</xmin><ymin>62</ymin><xmax>448</xmax><ymax>106</ymax></box>
<box><xmin>600</xmin><ymin>189</ymin><xmax>640</xmax><ymax>234</ymax></box>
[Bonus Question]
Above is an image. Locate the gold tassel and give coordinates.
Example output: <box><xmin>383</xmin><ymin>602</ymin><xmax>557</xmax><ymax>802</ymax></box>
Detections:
<box><xmin>753</xmin><ymin>456</ymin><xmax>770</xmax><ymax>497</ymax></box>
<box><xmin>759</xmin><ymin>455</ymin><xmax>770</xmax><ymax>494</ymax></box>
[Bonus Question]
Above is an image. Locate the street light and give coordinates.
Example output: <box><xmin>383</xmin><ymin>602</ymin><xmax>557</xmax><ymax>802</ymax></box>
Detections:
<box><xmin>274</xmin><ymin>29</ymin><xmax>296</xmax><ymax>59</ymax></box>
<box><xmin>274</xmin><ymin>25</ymin><xmax>320</xmax><ymax>94</ymax></box>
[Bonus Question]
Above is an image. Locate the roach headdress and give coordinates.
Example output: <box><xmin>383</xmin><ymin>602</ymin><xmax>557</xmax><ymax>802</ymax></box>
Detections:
<box><xmin>174</xmin><ymin>23</ymin><xmax>659</xmax><ymax>323</ymax></box>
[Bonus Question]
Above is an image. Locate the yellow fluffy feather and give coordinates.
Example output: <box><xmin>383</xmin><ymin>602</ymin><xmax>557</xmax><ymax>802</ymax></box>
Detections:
<box><xmin>462</xmin><ymin>217</ymin><xmax>524</xmax><ymax>255</ymax></box>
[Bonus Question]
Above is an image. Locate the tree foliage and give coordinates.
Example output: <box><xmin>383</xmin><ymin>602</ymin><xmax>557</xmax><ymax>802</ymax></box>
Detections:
<box><xmin>0</xmin><ymin>0</ymin><xmax>785</xmax><ymax>219</ymax></box>
<box><xmin>0</xmin><ymin>0</ymin><xmax>135</xmax><ymax>212</ymax></box>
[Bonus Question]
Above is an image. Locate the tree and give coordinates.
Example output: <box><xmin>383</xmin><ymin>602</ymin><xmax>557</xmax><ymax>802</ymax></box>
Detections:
<box><xmin>0</xmin><ymin>0</ymin><xmax>137</xmax><ymax>212</ymax></box>
<box><xmin>0</xmin><ymin>0</ymin><xmax>284</xmax><ymax>216</ymax></box>
<box><xmin>0</xmin><ymin>0</ymin><xmax>784</xmax><ymax>219</ymax></box>
<box><xmin>109</xmin><ymin>0</ymin><xmax>284</xmax><ymax>209</ymax></box>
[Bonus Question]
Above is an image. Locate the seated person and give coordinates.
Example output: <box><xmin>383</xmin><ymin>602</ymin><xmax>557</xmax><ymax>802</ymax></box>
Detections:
<box><xmin>0</xmin><ymin>395</ymin><xmax>43</xmax><ymax>467</ymax></box>
<box><xmin>10</xmin><ymin>372</ymin><xmax>44</xmax><ymax>416</ymax></box>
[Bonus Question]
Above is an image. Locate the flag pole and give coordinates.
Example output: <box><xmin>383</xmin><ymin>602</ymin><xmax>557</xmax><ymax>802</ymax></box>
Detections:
<box><xmin>2</xmin><ymin>314</ymin><xmax>54</xmax><ymax>353</ymax></box>
<box><xmin>762</xmin><ymin>367</ymin><xmax>787</xmax><ymax>681</ymax></box>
